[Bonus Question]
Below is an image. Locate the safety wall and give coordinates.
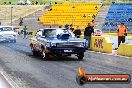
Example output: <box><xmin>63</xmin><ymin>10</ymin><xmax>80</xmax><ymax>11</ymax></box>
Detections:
<box><xmin>117</xmin><ymin>44</ymin><xmax>132</xmax><ymax>57</ymax></box>
<box><xmin>14</xmin><ymin>26</ymin><xmax>37</xmax><ymax>36</ymax></box>
<box><xmin>90</xmin><ymin>36</ymin><xmax>112</xmax><ymax>53</ymax></box>
<box><xmin>104</xmin><ymin>33</ymin><xmax>132</xmax><ymax>49</ymax></box>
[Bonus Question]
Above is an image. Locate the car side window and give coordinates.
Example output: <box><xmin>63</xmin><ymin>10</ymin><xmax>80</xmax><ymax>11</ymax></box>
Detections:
<box><xmin>42</xmin><ymin>30</ymin><xmax>46</xmax><ymax>37</ymax></box>
<box><xmin>42</xmin><ymin>29</ymin><xmax>56</xmax><ymax>38</ymax></box>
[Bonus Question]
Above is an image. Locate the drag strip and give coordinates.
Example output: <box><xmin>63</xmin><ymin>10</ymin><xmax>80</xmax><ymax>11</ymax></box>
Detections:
<box><xmin>0</xmin><ymin>36</ymin><xmax>132</xmax><ymax>88</ymax></box>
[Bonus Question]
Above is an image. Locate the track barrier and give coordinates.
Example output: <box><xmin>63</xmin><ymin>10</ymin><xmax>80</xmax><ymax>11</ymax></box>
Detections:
<box><xmin>91</xmin><ymin>36</ymin><xmax>112</xmax><ymax>53</ymax></box>
<box><xmin>117</xmin><ymin>44</ymin><xmax>132</xmax><ymax>57</ymax></box>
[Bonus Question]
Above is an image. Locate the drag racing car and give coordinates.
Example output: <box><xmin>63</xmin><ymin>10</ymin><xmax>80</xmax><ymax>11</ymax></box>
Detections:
<box><xmin>29</xmin><ymin>28</ymin><xmax>88</xmax><ymax>60</ymax></box>
<box><xmin>0</xmin><ymin>26</ymin><xmax>17</xmax><ymax>43</ymax></box>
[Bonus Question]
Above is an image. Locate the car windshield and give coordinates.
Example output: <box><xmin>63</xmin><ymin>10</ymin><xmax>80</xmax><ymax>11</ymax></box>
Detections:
<box><xmin>0</xmin><ymin>27</ymin><xmax>13</xmax><ymax>31</ymax></box>
<box><xmin>44</xmin><ymin>29</ymin><xmax>57</xmax><ymax>38</ymax></box>
<box><xmin>44</xmin><ymin>29</ymin><xmax>75</xmax><ymax>38</ymax></box>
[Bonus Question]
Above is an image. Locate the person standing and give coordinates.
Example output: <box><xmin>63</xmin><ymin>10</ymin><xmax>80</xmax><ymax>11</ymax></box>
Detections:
<box><xmin>19</xmin><ymin>17</ymin><xmax>23</xmax><ymax>26</ymax></box>
<box><xmin>70</xmin><ymin>24</ymin><xmax>74</xmax><ymax>32</ymax></box>
<box><xmin>65</xmin><ymin>24</ymin><xmax>69</xmax><ymax>30</ymax></box>
<box><xmin>116</xmin><ymin>22</ymin><xmax>128</xmax><ymax>47</ymax></box>
<box><xmin>84</xmin><ymin>23</ymin><xmax>94</xmax><ymax>48</ymax></box>
<box><xmin>73</xmin><ymin>26</ymin><xmax>81</xmax><ymax>38</ymax></box>
<box><xmin>23</xmin><ymin>26</ymin><xmax>28</xmax><ymax>39</ymax></box>
<box><xmin>90</xmin><ymin>20</ymin><xmax>94</xmax><ymax>28</ymax></box>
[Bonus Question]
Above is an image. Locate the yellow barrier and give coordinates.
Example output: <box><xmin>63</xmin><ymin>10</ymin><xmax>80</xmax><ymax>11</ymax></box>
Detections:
<box><xmin>18</xmin><ymin>30</ymin><xmax>37</xmax><ymax>36</ymax></box>
<box><xmin>104</xmin><ymin>33</ymin><xmax>132</xmax><ymax>36</ymax></box>
<box><xmin>91</xmin><ymin>36</ymin><xmax>112</xmax><ymax>53</ymax></box>
<box><xmin>117</xmin><ymin>44</ymin><xmax>132</xmax><ymax>57</ymax></box>
<box><xmin>14</xmin><ymin>26</ymin><xmax>24</xmax><ymax>29</ymax></box>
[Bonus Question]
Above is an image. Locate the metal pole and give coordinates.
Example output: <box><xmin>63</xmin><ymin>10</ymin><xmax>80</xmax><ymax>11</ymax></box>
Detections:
<box><xmin>11</xmin><ymin>6</ymin><xmax>13</xmax><ymax>26</ymax></box>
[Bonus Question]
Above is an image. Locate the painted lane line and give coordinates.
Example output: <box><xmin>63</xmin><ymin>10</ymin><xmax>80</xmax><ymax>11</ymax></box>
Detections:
<box><xmin>0</xmin><ymin>72</ymin><xmax>20</xmax><ymax>88</ymax></box>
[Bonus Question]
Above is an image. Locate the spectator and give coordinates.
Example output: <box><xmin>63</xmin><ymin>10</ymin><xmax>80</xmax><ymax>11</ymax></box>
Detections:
<box><xmin>73</xmin><ymin>26</ymin><xmax>81</xmax><ymax>38</ymax></box>
<box><xmin>72</xmin><ymin>6</ymin><xmax>76</xmax><ymax>8</ymax></box>
<box><xmin>9</xmin><ymin>2</ymin><xmax>11</xmax><ymax>5</ymax></box>
<box><xmin>128</xmin><ymin>18</ymin><xmax>132</xmax><ymax>22</ymax></box>
<box><xmin>88</xmin><ymin>14</ymin><xmax>90</xmax><ymax>18</ymax></box>
<box><xmin>65</xmin><ymin>24</ymin><xmax>69</xmax><ymax>29</ymax></box>
<box><xmin>59</xmin><ymin>25</ymin><xmax>62</xmax><ymax>28</ymax></box>
<box><xmin>49</xmin><ymin>8</ymin><xmax>52</xmax><ymax>11</ymax></box>
<box><xmin>0</xmin><ymin>22</ymin><xmax>1</xmax><ymax>25</ymax></box>
<box><xmin>84</xmin><ymin>23</ymin><xmax>94</xmax><ymax>48</ymax></box>
<box><xmin>4</xmin><ymin>2</ymin><xmax>7</xmax><ymax>5</ymax></box>
<box><xmin>19</xmin><ymin>17</ymin><xmax>23</xmax><ymax>26</ymax></box>
<box><xmin>83</xmin><ymin>14</ymin><xmax>86</xmax><ymax>18</ymax></box>
<box><xmin>95</xmin><ymin>6</ymin><xmax>98</xmax><ymax>10</ymax></box>
<box><xmin>90</xmin><ymin>20</ymin><xmax>95</xmax><ymax>28</ymax></box>
<box><xmin>112</xmin><ymin>2</ymin><xmax>115</xmax><ymax>4</ymax></box>
<box><xmin>116</xmin><ymin>22</ymin><xmax>128</xmax><ymax>47</ymax></box>
<box><xmin>105</xmin><ymin>22</ymin><xmax>108</xmax><ymax>26</ymax></box>
<box><xmin>23</xmin><ymin>26</ymin><xmax>28</xmax><ymax>39</ymax></box>
<box><xmin>92</xmin><ymin>14</ymin><xmax>96</xmax><ymax>19</ymax></box>
<box><xmin>35</xmin><ymin>1</ymin><xmax>38</xmax><ymax>5</ymax></box>
<box><xmin>55</xmin><ymin>2</ymin><xmax>57</xmax><ymax>4</ymax></box>
<box><xmin>110</xmin><ymin>22</ymin><xmax>114</xmax><ymax>26</ymax></box>
<box><xmin>70</xmin><ymin>24</ymin><xmax>74</xmax><ymax>32</ymax></box>
<box><xmin>31</xmin><ymin>1</ymin><xmax>34</xmax><ymax>5</ymax></box>
<box><xmin>37</xmin><ymin>18</ymin><xmax>40</xmax><ymax>21</ymax></box>
<box><xmin>50</xmin><ymin>1</ymin><xmax>52</xmax><ymax>6</ymax></box>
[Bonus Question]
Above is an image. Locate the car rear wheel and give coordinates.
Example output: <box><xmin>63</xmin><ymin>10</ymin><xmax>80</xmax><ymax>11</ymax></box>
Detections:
<box><xmin>32</xmin><ymin>51</ymin><xmax>38</xmax><ymax>56</ymax></box>
<box><xmin>77</xmin><ymin>53</ymin><xmax>84</xmax><ymax>60</ymax></box>
<box><xmin>31</xmin><ymin>46</ymin><xmax>38</xmax><ymax>56</ymax></box>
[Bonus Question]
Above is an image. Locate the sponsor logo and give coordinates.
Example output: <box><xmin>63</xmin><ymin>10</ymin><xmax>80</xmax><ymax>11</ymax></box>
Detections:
<box><xmin>76</xmin><ymin>67</ymin><xmax>131</xmax><ymax>85</ymax></box>
<box><xmin>94</xmin><ymin>39</ymin><xmax>103</xmax><ymax>48</ymax></box>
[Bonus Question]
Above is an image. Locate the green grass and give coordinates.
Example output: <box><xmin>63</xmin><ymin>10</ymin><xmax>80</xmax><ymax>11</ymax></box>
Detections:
<box><xmin>0</xmin><ymin>0</ymin><xmax>131</xmax><ymax>4</ymax></box>
<box><xmin>0</xmin><ymin>0</ymin><xmax>83</xmax><ymax>4</ymax></box>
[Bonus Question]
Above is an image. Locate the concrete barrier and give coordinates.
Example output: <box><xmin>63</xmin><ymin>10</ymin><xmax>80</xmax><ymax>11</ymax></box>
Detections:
<box><xmin>104</xmin><ymin>33</ymin><xmax>132</xmax><ymax>36</ymax></box>
<box><xmin>91</xmin><ymin>36</ymin><xmax>112</xmax><ymax>53</ymax></box>
<box><xmin>117</xmin><ymin>44</ymin><xmax>132</xmax><ymax>57</ymax></box>
<box><xmin>17</xmin><ymin>30</ymin><xmax>37</xmax><ymax>36</ymax></box>
<box><xmin>106</xmin><ymin>36</ymin><xmax>132</xmax><ymax>50</ymax></box>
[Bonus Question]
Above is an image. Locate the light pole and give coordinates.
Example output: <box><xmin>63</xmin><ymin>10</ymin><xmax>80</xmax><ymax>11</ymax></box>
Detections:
<box><xmin>11</xmin><ymin>6</ymin><xmax>13</xmax><ymax>26</ymax></box>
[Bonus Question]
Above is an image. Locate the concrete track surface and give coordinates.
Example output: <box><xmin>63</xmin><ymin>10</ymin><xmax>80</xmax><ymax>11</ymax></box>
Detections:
<box><xmin>0</xmin><ymin>36</ymin><xmax>132</xmax><ymax>88</ymax></box>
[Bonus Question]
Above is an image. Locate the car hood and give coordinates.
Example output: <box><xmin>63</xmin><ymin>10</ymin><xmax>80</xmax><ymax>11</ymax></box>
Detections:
<box><xmin>0</xmin><ymin>31</ymin><xmax>16</xmax><ymax>35</ymax></box>
<box><xmin>47</xmin><ymin>38</ymin><xmax>86</xmax><ymax>43</ymax></box>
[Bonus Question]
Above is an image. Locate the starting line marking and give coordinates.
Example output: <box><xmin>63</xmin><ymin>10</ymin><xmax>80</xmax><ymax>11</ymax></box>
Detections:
<box><xmin>87</xmin><ymin>50</ymin><xmax>132</xmax><ymax>59</ymax></box>
<box><xmin>0</xmin><ymin>72</ymin><xmax>19</xmax><ymax>88</ymax></box>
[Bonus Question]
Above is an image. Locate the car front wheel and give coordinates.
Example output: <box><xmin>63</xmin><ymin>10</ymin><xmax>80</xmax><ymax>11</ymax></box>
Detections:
<box><xmin>10</xmin><ymin>39</ymin><xmax>16</xmax><ymax>43</ymax></box>
<box><xmin>77</xmin><ymin>53</ymin><xmax>84</xmax><ymax>60</ymax></box>
<box><xmin>31</xmin><ymin>46</ymin><xmax>38</xmax><ymax>56</ymax></box>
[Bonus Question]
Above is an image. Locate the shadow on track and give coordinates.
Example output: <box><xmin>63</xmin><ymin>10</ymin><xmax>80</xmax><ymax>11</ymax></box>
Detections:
<box><xmin>28</xmin><ymin>54</ymin><xmax>82</xmax><ymax>61</ymax></box>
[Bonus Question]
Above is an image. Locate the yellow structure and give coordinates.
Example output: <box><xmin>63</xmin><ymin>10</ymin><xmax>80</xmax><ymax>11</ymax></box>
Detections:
<box><xmin>39</xmin><ymin>2</ymin><xmax>102</xmax><ymax>29</ymax></box>
<box><xmin>117</xmin><ymin>44</ymin><xmax>132</xmax><ymax>57</ymax></box>
<box><xmin>91</xmin><ymin>36</ymin><xmax>112</xmax><ymax>53</ymax></box>
<box><xmin>104</xmin><ymin>33</ymin><xmax>132</xmax><ymax>36</ymax></box>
